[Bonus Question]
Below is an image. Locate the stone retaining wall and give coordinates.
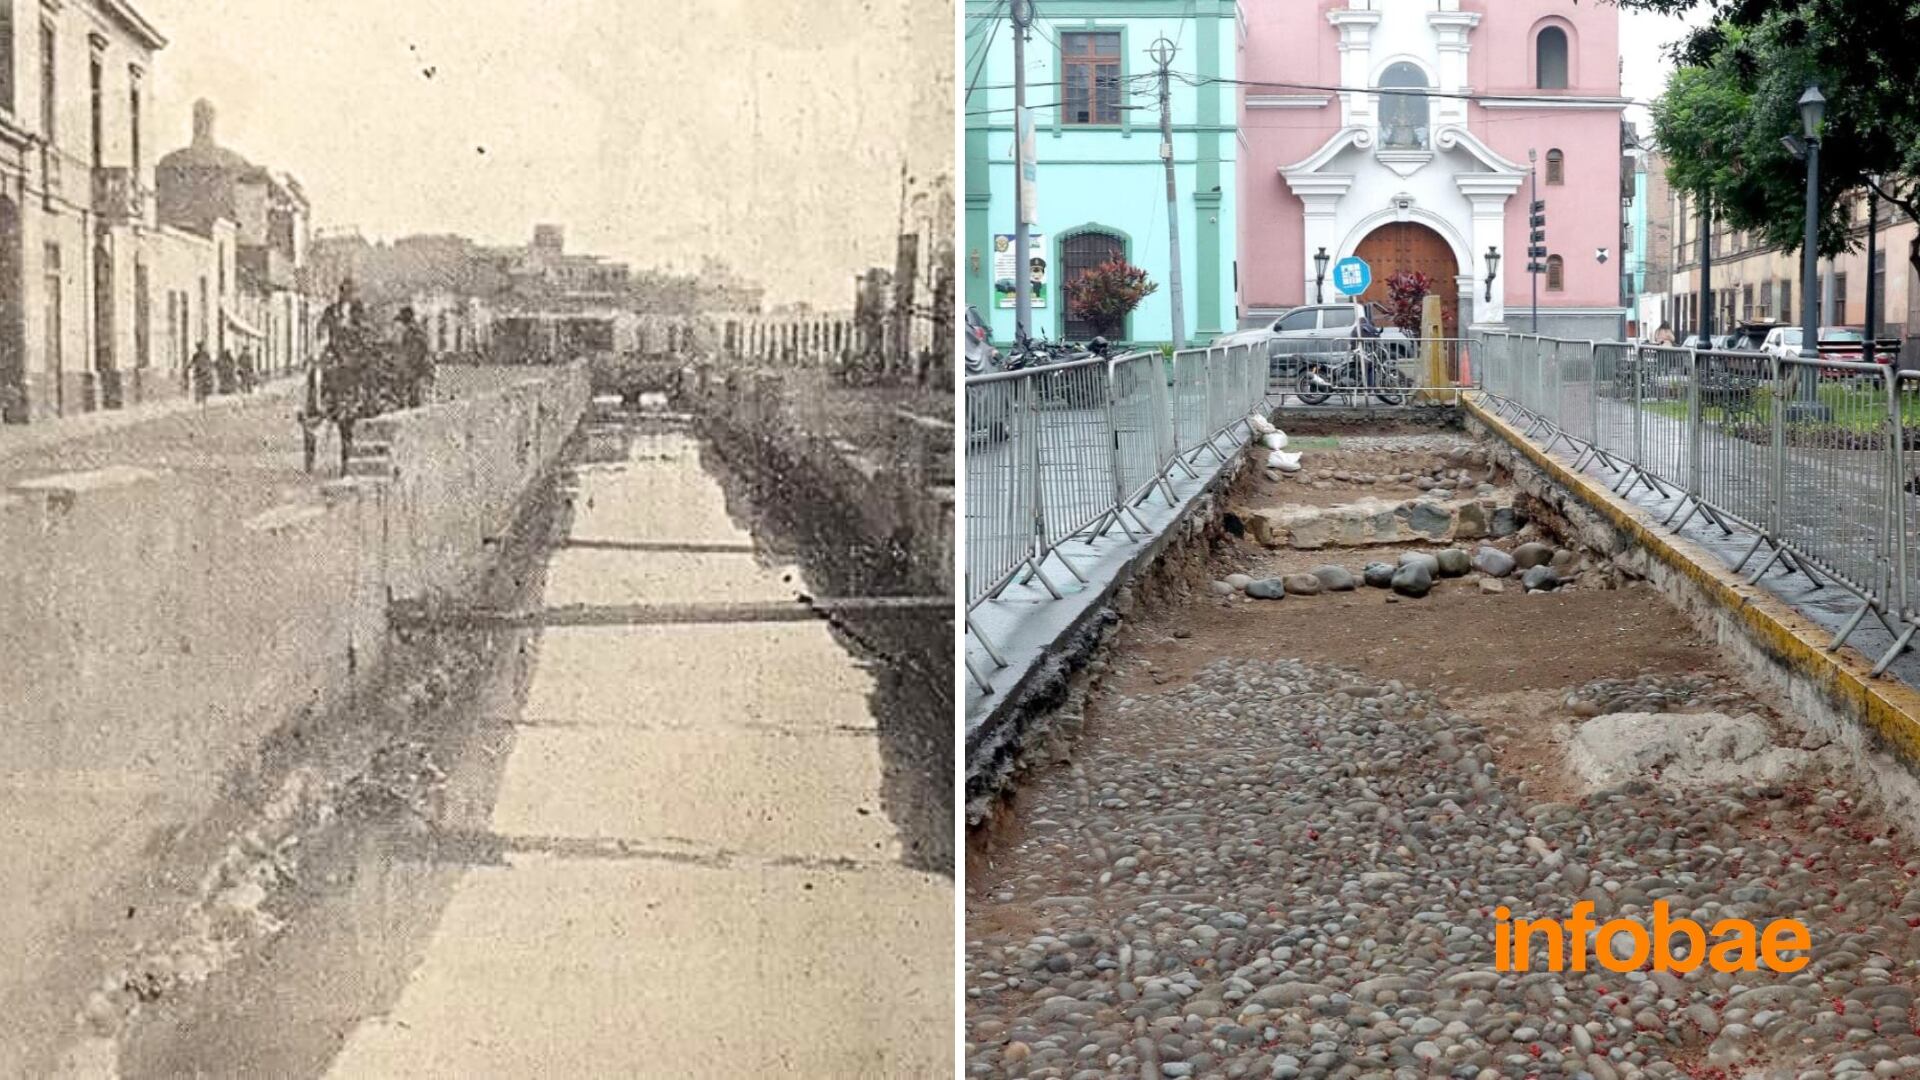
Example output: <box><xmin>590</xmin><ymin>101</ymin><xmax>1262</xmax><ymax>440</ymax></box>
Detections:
<box><xmin>1465</xmin><ymin>399</ymin><xmax>1920</xmax><ymax>837</ymax></box>
<box><xmin>0</xmin><ymin>363</ymin><xmax>588</xmax><ymax>786</ymax></box>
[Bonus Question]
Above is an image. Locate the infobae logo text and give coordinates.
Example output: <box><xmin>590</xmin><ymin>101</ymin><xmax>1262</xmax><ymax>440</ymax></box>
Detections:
<box><xmin>1494</xmin><ymin>901</ymin><xmax>1811</xmax><ymax>973</ymax></box>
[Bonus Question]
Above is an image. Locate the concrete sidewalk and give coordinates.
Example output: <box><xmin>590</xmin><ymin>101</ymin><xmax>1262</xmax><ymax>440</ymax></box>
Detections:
<box><xmin>0</xmin><ymin>378</ymin><xmax>301</xmax><ymax>461</ymax></box>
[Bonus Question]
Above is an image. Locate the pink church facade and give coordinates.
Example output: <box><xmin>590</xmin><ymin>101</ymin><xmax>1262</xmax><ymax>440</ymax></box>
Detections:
<box><xmin>1236</xmin><ymin>0</ymin><xmax>1627</xmax><ymax>339</ymax></box>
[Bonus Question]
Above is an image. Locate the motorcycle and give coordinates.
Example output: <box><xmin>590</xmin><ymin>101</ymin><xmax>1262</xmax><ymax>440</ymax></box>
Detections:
<box><xmin>1294</xmin><ymin>319</ymin><xmax>1412</xmax><ymax>406</ymax></box>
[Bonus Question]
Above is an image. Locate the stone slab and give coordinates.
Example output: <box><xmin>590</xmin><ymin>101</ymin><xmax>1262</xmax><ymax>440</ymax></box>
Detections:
<box><xmin>326</xmin><ymin>857</ymin><xmax>951</xmax><ymax>1079</ymax></box>
<box><xmin>489</xmin><ymin>726</ymin><xmax>896</xmax><ymax>861</ymax></box>
<box><xmin>520</xmin><ymin>623</ymin><xmax>876</xmax><ymax>732</ymax></box>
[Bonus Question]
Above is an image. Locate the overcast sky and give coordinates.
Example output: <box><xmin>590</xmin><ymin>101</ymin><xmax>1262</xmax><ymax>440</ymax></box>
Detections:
<box><xmin>139</xmin><ymin>0</ymin><xmax>951</xmax><ymax>308</ymax></box>
<box><xmin>1619</xmin><ymin>5</ymin><xmax>1714</xmax><ymax>133</ymax></box>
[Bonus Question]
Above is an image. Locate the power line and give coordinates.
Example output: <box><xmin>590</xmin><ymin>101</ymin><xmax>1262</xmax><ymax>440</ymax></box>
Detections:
<box><xmin>964</xmin><ymin>4</ymin><xmax>1004</xmax><ymax>104</ymax></box>
<box><xmin>968</xmin><ymin>71</ymin><xmax>1655</xmax><ymax>111</ymax></box>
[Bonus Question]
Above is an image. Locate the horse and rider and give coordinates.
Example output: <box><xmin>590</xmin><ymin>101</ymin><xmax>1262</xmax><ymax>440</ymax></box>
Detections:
<box><xmin>300</xmin><ymin>279</ymin><xmax>437</xmax><ymax>474</ymax></box>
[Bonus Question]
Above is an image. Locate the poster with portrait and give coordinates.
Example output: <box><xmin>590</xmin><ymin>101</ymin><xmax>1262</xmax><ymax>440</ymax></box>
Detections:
<box><xmin>993</xmin><ymin>233</ymin><xmax>1047</xmax><ymax>309</ymax></box>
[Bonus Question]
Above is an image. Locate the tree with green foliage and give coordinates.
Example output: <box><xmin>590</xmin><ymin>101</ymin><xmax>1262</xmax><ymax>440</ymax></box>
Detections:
<box><xmin>1611</xmin><ymin>0</ymin><xmax>1920</xmax><ymax>269</ymax></box>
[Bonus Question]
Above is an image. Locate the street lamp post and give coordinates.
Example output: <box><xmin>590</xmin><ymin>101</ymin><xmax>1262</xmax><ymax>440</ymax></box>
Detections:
<box><xmin>1483</xmin><ymin>247</ymin><xmax>1500</xmax><ymax>304</ymax></box>
<box><xmin>1791</xmin><ymin>85</ymin><xmax>1828</xmax><ymax>420</ymax></box>
<box><xmin>1866</xmin><ymin>175</ymin><xmax>1880</xmax><ymax>365</ymax></box>
<box><xmin>1314</xmin><ymin>247</ymin><xmax>1330</xmax><ymax>304</ymax></box>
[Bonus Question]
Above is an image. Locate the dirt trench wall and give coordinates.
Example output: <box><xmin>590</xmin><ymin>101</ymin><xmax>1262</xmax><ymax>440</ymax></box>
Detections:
<box><xmin>964</xmin><ymin>446</ymin><xmax>1254</xmax><ymax>827</ymax></box>
<box><xmin>0</xmin><ymin>364</ymin><xmax>588</xmax><ymax>789</ymax></box>
<box><xmin>1465</xmin><ymin>404</ymin><xmax>1920</xmax><ymax>835</ymax></box>
<box><xmin>682</xmin><ymin>367</ymin><xmax>953</xmax><ymax>597</ymax></box>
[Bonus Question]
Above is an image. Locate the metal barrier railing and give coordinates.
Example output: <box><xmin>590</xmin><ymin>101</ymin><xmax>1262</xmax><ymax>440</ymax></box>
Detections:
<box><xmin>1261</xmin><ymin>337</ymin><xmax>1474</xmax><ymax>406</ymax></box>
<box><xmin>963</xmin><ymin>339</ymin><xmax>1287</xmax><ymax>694</ymax></box>
<box><xmin>1474</xmin><ymin>332</ymin><xmax>1919</xmax><ymax>677</ymax></box>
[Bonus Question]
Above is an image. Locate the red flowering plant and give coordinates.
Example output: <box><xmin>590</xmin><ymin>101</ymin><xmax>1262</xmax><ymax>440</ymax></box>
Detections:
<box><xmin>1382</xmin><ymin>270</ymin><xmax>1433</xmax><ymax>337</ymax></box>
<box><xmin>1066</xmin><ymin>258</ymin><xmax>1159</xmax><ymax>341</ymax></box>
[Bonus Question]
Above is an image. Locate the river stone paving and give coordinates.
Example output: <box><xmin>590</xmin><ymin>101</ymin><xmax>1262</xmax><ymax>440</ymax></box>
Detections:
<box><xmin>966</xmin><ymin>657</ymin><xmax>1920</xmax><ymax>1080</ymax></box>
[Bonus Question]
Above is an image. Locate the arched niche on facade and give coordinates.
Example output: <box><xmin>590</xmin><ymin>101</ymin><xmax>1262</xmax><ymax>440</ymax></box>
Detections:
<box><xmin>1376</xmin><ymin>61</ymin><xmax>1433</xmax><ymax>150</ymax></box>
<box><xmin>1531</xmin><ymin>19</ymin><xmax>1576</xmax><ymax>90</ymax></box>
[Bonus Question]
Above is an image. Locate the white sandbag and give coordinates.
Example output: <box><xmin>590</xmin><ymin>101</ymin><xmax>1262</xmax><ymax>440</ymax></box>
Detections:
<box><xmin>1248</xmin><ymin>413</ymin><xmax>1277</xmax><ymax>436</ymax></box>
<box><xmin>1260</xmin><ymin>431</ymin><xmax>1289</xmax><ymax>451</ymax></box>
<box><xmin>1267</xmin><ymin>450</ymin><xmax>1302</xmax><ymax>473</ymax></box>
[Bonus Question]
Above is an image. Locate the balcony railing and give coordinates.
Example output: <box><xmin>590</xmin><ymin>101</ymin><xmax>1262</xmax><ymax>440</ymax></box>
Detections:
<box><xmin>92</xmin><ymin>166</ymin><xmax>145</xmax><ymax>222</ymax></box>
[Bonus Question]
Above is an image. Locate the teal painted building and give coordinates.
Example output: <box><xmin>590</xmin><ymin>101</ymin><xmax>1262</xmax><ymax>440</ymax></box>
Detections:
<box><xmin>964</xmin><ymin>0</ymin><xmax>1238</xmax><ymax>347</ymax></box>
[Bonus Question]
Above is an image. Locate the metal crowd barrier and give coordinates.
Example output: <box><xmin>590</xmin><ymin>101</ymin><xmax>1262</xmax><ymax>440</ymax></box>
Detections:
<box><xmin>1476</xmin><ymin>332</ymin><xmax>1919</xmax><ymax>676</ymax></box>
<box><xmin>962</xmin><ymin>341</ymin><xmax>1268</xmax><ymax>693</ymax></box>
<box><xmin>1258</xmin><ymin>337</ymin><xmax>1475</xmax><ymax>405</ymax></box>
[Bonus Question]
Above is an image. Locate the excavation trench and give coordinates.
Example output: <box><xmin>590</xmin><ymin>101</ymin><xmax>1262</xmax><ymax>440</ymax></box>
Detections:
<box><xmin>59</xmin><ymin>393</ymin><xmax>949</xmax><ymax>1077</ymax></box>
<box><xmin>966</xmin><ymin>414</ymin><xmax>1920</xmax><ymax>1080</ymax></box>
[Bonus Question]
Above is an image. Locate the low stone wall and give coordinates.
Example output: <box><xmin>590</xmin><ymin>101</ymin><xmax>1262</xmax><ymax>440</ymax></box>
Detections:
<box><xmin>1465</xmin><ymin>399</ymin><xmax>1920</xmax><ymax>835</ymax></box>
<box><xmin>0</xmin><ymin>362</ymin><xmax>588</xmax><ymax>786</ymax></box>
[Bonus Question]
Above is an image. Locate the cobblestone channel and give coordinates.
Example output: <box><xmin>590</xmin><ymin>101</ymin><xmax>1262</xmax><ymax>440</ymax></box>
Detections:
<box><xmin>967</xmin><ymin>429</ymin><xmax>1920</xmax><ymax>1080</ymax></box>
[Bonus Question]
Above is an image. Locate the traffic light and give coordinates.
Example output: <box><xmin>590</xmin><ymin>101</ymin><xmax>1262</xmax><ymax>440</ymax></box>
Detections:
<box><xmin>1527</xmin><ymin>200</ymin><xmax>1548</xmax><ymax>273</ymax></box>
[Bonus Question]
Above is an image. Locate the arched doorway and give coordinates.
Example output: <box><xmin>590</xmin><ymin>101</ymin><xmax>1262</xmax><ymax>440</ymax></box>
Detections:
<box><xmin>1057</xmin><ymin>227</ymin><xmax>1127</xmax><ymax>341</ymax></box>
<box><xmin>1352</xmin><ymin>222</ymin><xmax>1460</xmax><ymax>339</ymax></box>
<box><xmin>0</xmin><ymin>197</ymin><xmax>22</xmax><ymax>422</ymax></box>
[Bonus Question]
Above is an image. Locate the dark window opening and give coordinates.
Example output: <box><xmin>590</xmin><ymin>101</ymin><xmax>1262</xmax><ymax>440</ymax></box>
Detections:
<box><xmin>1537</xmin><ymin>27</ymin><xmax>1570</xmax><ymax>90</ymax></box>
<box><xmin>39</xmin><ymin>23</ymin><xmax>55</xmax><ymax>139</ymax></box>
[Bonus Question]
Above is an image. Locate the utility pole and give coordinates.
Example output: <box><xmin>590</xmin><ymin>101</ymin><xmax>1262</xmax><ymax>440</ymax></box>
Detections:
<box><xmin>1011</xmin><ymin>0</ymin><xmax>1033</xmax><ymax>344</ymax></box>
<box><xmin>1149</xmin><ymin>35</ymin><xmax>1186</xmax><ymax>350</ymax></box>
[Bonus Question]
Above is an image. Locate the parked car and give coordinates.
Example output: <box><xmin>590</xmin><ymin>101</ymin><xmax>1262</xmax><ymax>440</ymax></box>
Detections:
<box><xmin>1227</xmin><ymin>302</ymin><xmax>1394</xmax><ymax>379</ymax></box>
<box><xmin>1726</xmin><ymin>322</ymin><xmax>1781</xmax><ymax>353</ymax></box>
<box><xmin>1817</xmin><ymin>326</ymin><xmax>1870</xmax><ymax>363</ymax></box>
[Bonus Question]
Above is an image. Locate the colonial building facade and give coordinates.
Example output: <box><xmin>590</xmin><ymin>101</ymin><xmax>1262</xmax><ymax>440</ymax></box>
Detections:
<box><xmin>1238</xmin><ymin>0</ymin><xmax>1627</xmax><ymax>339</ymax></box>
<box><xmin>964</xmin><ymin>0</ymin><xmax>1239</xmax><ymax>346</ymax></box>
<box><xmin>0</xmin><ymin>2</ymin><xmax>311</xmax><ymax>423</ymax></box>
<box><xmin>1667</xmin><ymin>188</ymin><xmax>1914</xmax><ymax>359</ymax></box>
<box><xmin>155</xmin><ymin>99</ymin><xmax>313</xmax><ymax>381</ymax></box>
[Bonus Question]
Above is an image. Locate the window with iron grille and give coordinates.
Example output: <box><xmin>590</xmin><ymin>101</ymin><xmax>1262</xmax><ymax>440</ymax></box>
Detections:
<box><xmin>1059</xmin><ymin>229</ymin><xmax>1126</xmax><ymax>340</ymax></box>
<box><xmin>1061</xmin><ymin>32</ymin><xmax>1122</xmax><ymax>126</ymax></box>
<box><xmin>1760</xmin><ymin>281</ymin><xmax>1772</xmax><ymax>319</ymax></box>
<box><xmin>1546</xmin><ymin>255</ymin><xmax>1564</xmax><ymax>292</ymax></box>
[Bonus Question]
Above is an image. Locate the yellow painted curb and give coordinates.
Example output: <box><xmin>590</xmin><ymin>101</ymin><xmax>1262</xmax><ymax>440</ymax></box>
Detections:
<box><xmin>1467</xmin><ymin>396</ymin><xmax>1920</xmax><ymax>767</ymax></box>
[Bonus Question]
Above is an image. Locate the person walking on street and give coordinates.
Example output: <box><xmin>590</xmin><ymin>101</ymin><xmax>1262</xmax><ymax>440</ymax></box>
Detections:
<box><xmin>216</xmin><ymin>347</ymin><xmax>238</xmax><ymax>395</ymax></box>
<box><xmin>396</xmin><ymin>307</ymin><xmax>434</xmax><ymax>408</ymax></box>
<box><xmin>189</xmin><ymin>342</ymin><xmax>214</xmax><ymax>402</ymax></box>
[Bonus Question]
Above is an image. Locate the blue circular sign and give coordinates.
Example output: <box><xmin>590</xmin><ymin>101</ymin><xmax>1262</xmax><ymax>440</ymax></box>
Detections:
<box><xmin>1332</xmin><ymin>256</ymin><xmax>1372</xmax><ymax>297</ymax></box>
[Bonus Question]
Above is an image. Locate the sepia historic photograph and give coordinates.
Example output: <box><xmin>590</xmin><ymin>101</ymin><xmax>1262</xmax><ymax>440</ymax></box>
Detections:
<box><xmin>0</xmin><ymin>0</ymin><xmax>954</xmax><ymax>1075</ymax></box>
